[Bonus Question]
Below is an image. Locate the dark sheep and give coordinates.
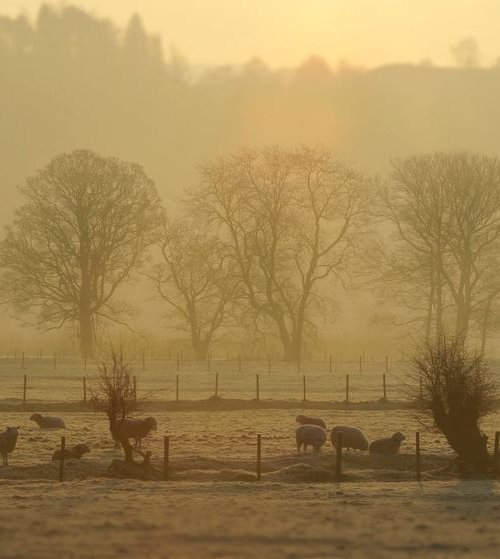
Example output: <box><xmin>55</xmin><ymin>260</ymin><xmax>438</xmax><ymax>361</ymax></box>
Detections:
<box><xmin>295</xmin><ymin>415</ymin><xmax>327</xmax><ymax>429</ymax></box>
<box><xmin>296</xmin><ymin>424</ymin><xmax>327</xmax><ymax>453</ymax></box>
<box><xmin>330</xmin><ymin>425</ymin><xmax>369</xmax><ymax>451</ymax></box>
<box><xmin>369</xmin><ymin>432</ymin><xmax>406</xmax><ymax>454</ymax></box>
<box><xmin>114</xmin><ymin>417</ymin><xmax>158</xmax><ymax>447</ymax></box>
<box><xmin>52</xmin><ymin>444</ymin><xmax>91</xmax><ymax>461</ymax></box>
<box><xmin>0</xmin><ymin>427</ymin><xmax>19</xmax><ymax>466</ymax></box>
<box><xmin>30</xmin><ymin>413</ymin><xmax>66</xmax><ymax>429</ymax></box>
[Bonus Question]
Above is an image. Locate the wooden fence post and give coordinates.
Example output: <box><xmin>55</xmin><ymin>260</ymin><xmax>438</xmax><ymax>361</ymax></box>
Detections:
<box><xmin>59</xmin><ymin>436</ymin><xmax>66</xmax><ymax>482</ymax></box>
<box><xmin>416</xmin><ymin>431</ymin><xmax>421</xmax><ymax>481</ymax></box>
<box><xmin>494</xmin><ymin>431</ymin><xmax>500</xmax><ymax>477</ymax></box>
<box><xmin>163</xmin><ymin>436</ymin><xmax>170</xmax><ymax>481</ymax></box>
<box><xmin>335</xmin><ymin>431</ymin><xmax>343</xmax><ymax>482</ymax></box>
<box><xmin>22</xmin><ymin>374</ymin><xmax>27</xmax><ymax>404</ymax></box>
<box><xmin>256</xmin><ymin>434</ymin><xmax>261</xmax><ymax>481</ymax></box>
<box><xmin>382</xmin><ymin>373</ymin><xmax>387</xmax><ymax>401</ymax></box>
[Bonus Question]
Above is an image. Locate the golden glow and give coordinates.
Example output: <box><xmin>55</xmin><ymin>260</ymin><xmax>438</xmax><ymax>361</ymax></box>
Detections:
<box><xmin>3</xmin><ymin>0</ymin><xmax>500</xmax><ymax>68</ymax></box>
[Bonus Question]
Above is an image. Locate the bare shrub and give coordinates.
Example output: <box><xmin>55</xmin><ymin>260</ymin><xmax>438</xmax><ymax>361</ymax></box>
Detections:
<box><xmin>412</xmin><ymin>335</ymin><xmax>497</xmax><ymax>473</ymax></box>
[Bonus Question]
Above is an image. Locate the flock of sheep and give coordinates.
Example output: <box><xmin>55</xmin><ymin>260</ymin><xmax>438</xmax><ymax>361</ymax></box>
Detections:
<box><xmin>1</xmin><ymin>412</ymin><xmax>406</xmax><ymax>468</ymax></box>
<box><xmin>0</xmin><ymin>414</ymin><xmax>158</xmax><ymax>466</ymax></box>
<box><xmin>295</xmin><ymin>415</ymin><xmax>406</xmax><ymax>455</ymax></box>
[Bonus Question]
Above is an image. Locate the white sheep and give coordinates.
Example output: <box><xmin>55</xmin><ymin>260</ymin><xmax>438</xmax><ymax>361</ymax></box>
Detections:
<box><xmin>330</xmin><ymin>425</ymin><xmax>369</xmax><ymax>451</ymax></box>
<box><xmin>114</xmin><ymin>417</ymin><xmax>158</xmax><ymax>447</ymax></box>
<box><xmin>369</xmin><ymin>432</ymin><xmax>406</xmax><ymax>454</ymax></box>
<box><xmin>0</xmin><ymin>427</ymin><xmax>19</xmax><ymax>466</ymax></box>
<box><xmin>296</xmin><ymin>424</ymin><xmax>327</xmax><ymax>453</ymax></box>
<box><xmin>52</xmin><ymin>443</ymin><xmax>91</xmax><ymax>461</ymax></box>
<box><xmin>30</xmin><ymin>413</ymin><xmax>66</xmax><ymax>429</ymax></box>
<box><xmin>295</xmin><ymin>415</ymin><xmax>327</xmax><ymax>429</ymax></box>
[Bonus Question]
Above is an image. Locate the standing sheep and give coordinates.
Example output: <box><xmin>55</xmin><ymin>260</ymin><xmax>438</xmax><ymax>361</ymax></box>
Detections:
<box><xmin>30</xmin><ymin>413</ymin><xmax>66</xmax><ymax>429</ymax></box>
<box><xmin>296</xmin><ymin>424</ymin><xmax>327</xmax><ymax>453</ymax></box>
<box><xmin>330</xmin><ymin>426</ymin><xmax>369</xmax><ymax>451</ymax></box>
<box><xmin>369</xmin><ymin>432</ymin><xmax>406</xmax><ymax>454</ymax></box>
<box><xmin>0</xmin><ymin>427</ymin><xmax>19</xmax><ymax>466</ymax></box>
<box><xmin>114</xmin><ymin>417</ymin><xmax>158</xmax><ymax>447</ymax></box>
<box><xmin>295</xmin><ymin>415</ymin><xmax>327</xmax><ymax>429</ymax></box>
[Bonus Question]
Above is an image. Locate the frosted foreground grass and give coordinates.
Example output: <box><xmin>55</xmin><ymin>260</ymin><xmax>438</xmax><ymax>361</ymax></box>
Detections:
<box><xmin>1</xmin><ymin>479</ymin><xmax>499</xmax><ymax>558</ymax></box>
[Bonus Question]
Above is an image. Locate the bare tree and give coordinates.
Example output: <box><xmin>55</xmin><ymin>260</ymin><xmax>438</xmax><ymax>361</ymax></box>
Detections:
<box><xmin>373</xmin><ymin>152</ymin><xmax>500</xmax><ymax>346</ymax></box>
<box><xmin>0</xmin><ymin>149</ymin><xmax>161</xmax><ymax>357</ymax></box>
<box><xmin>193</xmin><ymin>146</ymin><xmax>367</xmax><ymax>361</ymax></box>
<box><xmin>91</xmin><ymin>351</ymin><xmax>138</xmax><ymax>462</ymax></box>
<box><xmin>152</xmin><ymin>216</ymin><xmax>239</xmax><ymax>360</ymax></box>
<box><xmin>412</xmin><ymin>335</ymin><xmax>497</xmax><ymax>473</ymax></box>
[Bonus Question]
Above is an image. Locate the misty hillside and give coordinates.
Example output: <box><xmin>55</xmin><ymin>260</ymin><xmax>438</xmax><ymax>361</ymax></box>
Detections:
<box><xmin>1</xmin><ymin>3</ymin><xmax>500</xmax><ymax>227</ymax></box>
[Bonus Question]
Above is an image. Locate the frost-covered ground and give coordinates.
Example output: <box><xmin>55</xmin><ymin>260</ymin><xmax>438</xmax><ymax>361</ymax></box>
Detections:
<box><xmin>1</xmin><ymin>358</ymin><xmax>500</xmax><ymax>557</ymax></box>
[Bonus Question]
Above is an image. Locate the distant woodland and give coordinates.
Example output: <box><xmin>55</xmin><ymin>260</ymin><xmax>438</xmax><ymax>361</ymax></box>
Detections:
<box><xmin>2</xmin><ymin>4</ymin><xmax>500</xmax><ymax>357</ymax></box>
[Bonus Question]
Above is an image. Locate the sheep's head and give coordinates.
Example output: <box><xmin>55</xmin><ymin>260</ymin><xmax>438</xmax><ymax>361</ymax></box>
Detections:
<box><xmin>392</xmin><ymin>432</ymin><xmax>406</xmax><ymax>443</ymax></box>
<box><xmin>29</xmin><ymin>414</ymin><xmax>43</xmax><ymax>424</ymax></box>
<box><xmin>73</xmin><ymin>444</ymin><xmax>91</xmax><ymax>457</ymax></box>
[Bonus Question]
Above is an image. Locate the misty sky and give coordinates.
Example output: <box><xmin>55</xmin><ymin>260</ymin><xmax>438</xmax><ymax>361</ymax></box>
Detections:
<box><xmin>3</xmin><ymin>0</ymin><xmax>500</xmax><ymax>68</ymax></box>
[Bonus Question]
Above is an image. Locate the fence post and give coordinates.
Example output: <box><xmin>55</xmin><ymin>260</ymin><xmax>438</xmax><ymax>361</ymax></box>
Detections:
<box><xmin>494</xmin><ymin>431</ymin><xmax>500</xmax><ymax>477</ymax></box>
<box><xmin>335</xmin><ymin>431</ymin><xmax>343</xmax><ymax>482</ymax></box>
<box><xmin>256</xmin><ymin>434</ymin><xmax>261</xmax><ymax>481</ymax></box>
<box><xmin>382</xmin><ymin>373</ymin><xmax>387</xmax><ymax>401</ymax></box>
<box><xmin>21</xmin><ymin>351</ymin><xmax>25</xmax><ymax>370</ymax></box>
<box><xmin>345</xmin><ymin>374</ymin><xmax>349</xmax><ymax>403</ymax></box>
<box><xmin>302</xmin><ymin>374</ymin><xmax>306</xmax><ymax>402</ymax></box>
<box><xmin>215</xmin><ymin>372</ymin><xmax>219</xmax><ymax>398</ymax></box>
<box><xmin>256</xmin><ymin>374</ymin><xmax>260</xmax><ymax>401</ymax></box>
<box><xmin>22</xmin><ymin>374</ymin><xmax>27</xmax><ymax>404</ymax></box>
<box><xmin>163</xmin><ymin>435</ymin><xmax>170</xmax><ymax>481</ymax></box>
<box><xmin>83</xmin><ymin>376</ymin><xmax>87</xmax><ymax>403</ymax></box>
<box><xmin>176</xmin><ymin>375</ymin><xmax>179</xmax><ymax>402</ymax></box>
<box><xmin>59</xmin><ymin>436</ymin><xmax>66</xmax><ymax>482</ymax></box>
<box><xmin>416</xmin><ymin>431</ymin><xmax>421</xmax><ymax>481</ymax></box>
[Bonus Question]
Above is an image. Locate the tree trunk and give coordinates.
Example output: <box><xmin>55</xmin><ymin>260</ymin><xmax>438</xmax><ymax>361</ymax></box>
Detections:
<box><xmin>79</xmin><ymin>303</ymin><xmax>94</xmax><ymax>358</ymax></box>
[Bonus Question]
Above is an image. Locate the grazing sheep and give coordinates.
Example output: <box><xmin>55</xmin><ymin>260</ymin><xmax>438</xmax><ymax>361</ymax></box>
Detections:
<box><xmin>52</xmin><ymin>443</ymin><xmax>91</xmax><ymax>461</ymax></box>
<box><xmin>330</xmin><ymin>426</ymin><xmax>369</xmax><ymax>451</ymax></box>
<box><xmin>369</xmin><ymin>432</ymin><xmax>406</xmax><ymax>454</ymax></box>
<box><xmin>295</xmin><ymin>415</ymin><xmax>327</xmax><ymax>429</ymax></box>
<box><xmin>30</xmin><ymin>413</ymin><xmax>65</xmax><ymax>429</ymax></box>
<box><xmin>0</xmin><ymin>427</ymin><xmax>19</xmax><ymax>466</ymax></box>
<box><xmin>296</xmin><ymin>424</ymin><xmax>327</xmax><ymax>453</ymax></box>
<box><xmin>114</xmin><ymin>417</ymin><xmax>158</xmax><ymax>447</ymax></box>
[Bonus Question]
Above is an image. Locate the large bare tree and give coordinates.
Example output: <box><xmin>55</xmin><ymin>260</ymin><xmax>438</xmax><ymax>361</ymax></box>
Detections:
<box><xmin>0</xmin><ymin>149</ymin><xmax>161</xmax><ymax>357</ymax></box>
<box><xmin>152</xmin><ymin>216</ymin><xmax>239</xmax><ymax>360</ymax></box>
<box><xmin>193</xmin><ymin>146</ymin><xmax>366</xmax><ymax>361</ymax></box>
<box><xmin>373</xmin><ymin>152</ymin><xmax>500</xmax><ymax>347</ymax></box>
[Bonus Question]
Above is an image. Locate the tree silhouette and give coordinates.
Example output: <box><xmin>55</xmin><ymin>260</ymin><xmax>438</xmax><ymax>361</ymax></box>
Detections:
<box><xmin>0</xmin><ymin>149</ymin><xmax>161</xmax><ymax>356</ymax></box>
